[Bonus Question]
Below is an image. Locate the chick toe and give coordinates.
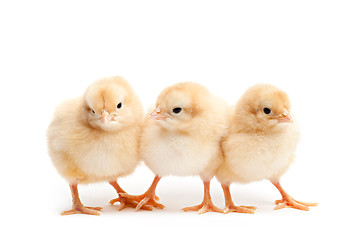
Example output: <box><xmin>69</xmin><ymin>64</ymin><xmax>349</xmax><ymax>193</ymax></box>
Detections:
<box><xmin>118</xmin><ymin>176</ymin><xmax>165</xmax><ymax>211</ymax></box>
<box><xmin>223</xmin><ymin>205</ymin><xmax>256</xmax><ymax>214</ymax></box>
<box><xmin>274</xmin><ymin>197</ymin><xmax>318</xmax><ymax>211</ymax></box>
<box><xmin>61</xmin><ymin>206</ymin><xmax>102</xmax><ymax>216</ymax></box>
<box><xmin>109</xmin><ymin>196</ymin><xmax>153</xmax><ymax>211</ymax></box>
<box><xmin>136</xmin><ymin>195</ymin><xmax>165</xmax><ymax>211</ymax></box>
<box><xmin>220</xmin><ymin>184</ymin><xmax>256</xmax><ymax>214</ymax></box>
<box><xmin>182</xmin><ymin>181</ymin><xmax>222</xmax><ymax>214</ymax></box>
<box><xmin>272</xmin><ymin>181</ymin><xmax>317</xmax><ymax>211</ymax></box>
<box><xmin>182</xmin><ymin>201</ymin><xmax>223</xmax><ymax>214</ymax></box>
<box><xmin>118</xmin><ymin>192</ymin><xmax>165</xmax><ymax>211</ymax></box>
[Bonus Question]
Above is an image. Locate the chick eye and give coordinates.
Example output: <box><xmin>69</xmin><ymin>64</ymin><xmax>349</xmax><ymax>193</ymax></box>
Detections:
<box><xmin>172</xmin><ymin>107</ymin><xmax>182</xmax><ymax>114</ymax></box>
<box><xmin>117</xmin><ymin>102</ymin><xmax>122</xmax><ymax>109</ymax></box>
<box><xmin>263</xmin><ymin>107</ymin><xmax>271</xmax><ymax>114</ymax></box>
<box><xmin>91</xmin><ymin>109</ymin><xmax>96</xmax><ymax>114</ymax></box>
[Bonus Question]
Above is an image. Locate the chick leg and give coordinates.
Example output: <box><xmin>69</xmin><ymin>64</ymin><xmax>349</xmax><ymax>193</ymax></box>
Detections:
<box><xmin>108</xmin><ymin>181</ymin><xmax>153</xmax><ymax>211</ymax></box>
<box><xmin>221</xmin><ymin>184</ymin><xmax>256</xmax><ymax>214</ymax></box>
<box><xmin>271</xmin><ymin>181</ymin><xmax>318</xmax><ymax>211</ymax></box>
<box><xmin>61</xmin><ymin>184</ymin><xmax>102</xmax><ymax>216</ymax></box>
<box><xmin>182</xmin><ymin>180</ymin><xmax>222</xmax><ymax>214</ymax></box>
<box><xmin>119</xmin><ymin>175</ymin><xmax>165</xmax><ymax>211</ymax></box>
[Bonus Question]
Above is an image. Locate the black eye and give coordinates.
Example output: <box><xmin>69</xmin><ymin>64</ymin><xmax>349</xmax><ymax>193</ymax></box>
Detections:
<box><xmin>263</xmin><ymin>107</ymin><xmax>271</xmax><ymax>114</ymax></box>
<box><xmin>117</xmin><ymin>102</ymin><xmax>122</xmax><ymax>109</ymax></box>
<box><xmin>91</xmin><ymin>109</ymin><xmax>96</xmax><ymax>114</ymax></box>
<box><xmin>172</xmin><ymin>107</ymin><xmax>182</xmax><ymax>114</ymax></box>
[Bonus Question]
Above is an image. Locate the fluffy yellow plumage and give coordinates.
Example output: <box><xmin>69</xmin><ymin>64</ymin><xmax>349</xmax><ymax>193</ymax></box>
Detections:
<box><xmin>47</xmin><ymin>76</ymin><xmax>147</xmax><ymax>215</ymax></box>
<box><xmin>216</xmin><ymin>84</ymin><xmax>317</xmax><ymax>213</ymax></box>
<box><xmin>120</xmin><ymin>82</ymin><xmax>228</xmax><ymax>213</ymax></box>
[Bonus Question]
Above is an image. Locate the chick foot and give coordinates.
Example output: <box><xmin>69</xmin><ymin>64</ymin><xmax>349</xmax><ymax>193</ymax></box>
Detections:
<box><xmin>182</xmin><ymin>180</ymin><xmax>222</xmax><ymax>214</ymax></box>
<box><xmin>223</xmin><ymin>205</ymin><xmax>256</xmax><ymax>214</ymax></box>
<box><xmin>272</xmin><ymin>181</ymin><xmax>318</xmax><ymax>211</ymax></box>
<box><xmin>182</xmin><ymin>201</ymin><xmax>222</xmax><ymax>214</ymax></box>
<box><xmin>61</xmin><ymin>205</ymin><xmax>102</xmax><ymax>216</ymax></box>
<box><xmin>108</xmin><ymin>181</ymin><xmax>153</xmax><ymax>211</ymax></box>
<box><xmin>221</xmin><ymin>184</ymin><xmax>256</xmax><ymax>214</ymax></box>
<box><xmin>274</xmin><ymin>197</ymin><xmax>317</xmax><ymax>211</ymax></box>
<box><xmin>61</xmin><ymin>184</ymin><xmax>102</xmax><ymax>216</ymax></box>
<box><xmin>119</xmin><ymin>175</ymin><xmax>165</xmax><ymax>211</ymax></box>
<box><xmin>109</xmin><ymin>196</ymin><xmax>154</xmax><ymax>211</ymax></box>
<box><xmin>120</xmin><ymin>192</ymin><xmax>165</xmax><ymax>211</ymax></box>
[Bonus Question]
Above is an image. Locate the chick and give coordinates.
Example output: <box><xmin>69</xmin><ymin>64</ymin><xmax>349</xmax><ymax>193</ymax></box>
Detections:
<box><xmin>47</xmin><ymin>76</ymin><xmax>150</xmax><ymax>215</ymax></box>
<box><xmin>216</xmin><ymin>84</ymin><xmax>317</xmax><ymax>213</ymax></box>
<box><xmin>120</xmin><ymin>82</ymin><xmax>228</xmax><ymax>214</ymax></box>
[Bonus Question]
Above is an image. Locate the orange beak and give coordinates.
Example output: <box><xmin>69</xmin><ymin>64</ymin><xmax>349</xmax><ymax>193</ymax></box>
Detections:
<box><xmin>149</xmin><ymin>106</ymin><xmax>168</xmax><ymax>120</ymax></box>
<box><xmin>101</xmin><ymin>110</ymin><xmax>112</xmax><ymax>124</ymax></box>
<box><xmin>277</xmin><ymin>112</ymin><xmax>293</xmax><ymax>123</ymax></box>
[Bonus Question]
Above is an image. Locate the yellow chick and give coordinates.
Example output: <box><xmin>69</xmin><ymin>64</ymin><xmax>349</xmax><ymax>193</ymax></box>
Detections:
<box><xmin>121</xmin><ymin>82</ymin><xmax>228</xmax><ymax>214</ymax></box>
<box><xmin>216</xmin><ymin>84</ymin><xmax>317</xmax><ymax>213</ymax></box>
<box><xmin>47</xmin><ymin>76</ymin><xmax>149</xmax><ymax>215</ymax></box>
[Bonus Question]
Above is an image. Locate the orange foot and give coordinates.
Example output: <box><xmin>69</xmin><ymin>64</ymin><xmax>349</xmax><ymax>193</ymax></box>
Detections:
<box><xmin>271</xmin><ymin>181</ymin><xmax>318</xmax><ymax>211</ymax></box>
<box><xmin>274</xmin><ymin>197</ymin><xmax>318</xmax><ymax>211</ymax></box>
<box><xmin>182</xmin><ymin>180</ymin><xmax>223</xmax><ymax>214</ymax></box>
<box><xmin>61</xmin><ymin>205</ymin><xmax>102</xmax><ymax>216</ymax></box>
<box><xmin>109</xmin><ymin>196</ymin><xmax>153</xmax><ymax>211</ymax></box>
<box><xmin>182</xmin><ymin>201</ymin><xmax>222</xmax><ymax>214</ymax></box>
<box><xmin>119</xmin><ymin>192</ymin><xmax>165</xmax><ymax>211</ymax></box>
<box><xmin>224</xmin><ymin>204</ymin><xmax>256</xmax><ymax>214</ymax></box>
<box><xmin>221</xmin><ymin>183</ymin><xmax>256</xmax><ymax>214</ymax></box>
<box><xmin>118</xmin><ymin>175</ymin><xmax>165</xmax><ymax>211</ymax></box>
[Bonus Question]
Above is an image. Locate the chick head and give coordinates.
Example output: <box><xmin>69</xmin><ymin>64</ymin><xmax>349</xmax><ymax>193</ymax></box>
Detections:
<box><xmin>82</xmin><ymin>76</ymin><xmax>142</xmax><ymax>132</ymax></box>
<box><xmin>149</xmin><ymin>82</ymin><xmax>210</xmax><ymax>132</ymax></box>
<box><xmin>235</xmin><ymin>84</ymin><xmax>293</xmax><ymax>132</ymax></box>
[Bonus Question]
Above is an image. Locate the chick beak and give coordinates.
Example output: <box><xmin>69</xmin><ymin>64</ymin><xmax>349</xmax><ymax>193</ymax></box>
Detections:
<box><xmin>277</xmin><ymin>112</ymin><xmax>293</xmax><ymax>123</ymax></box>
<box><xmin>101</xmin><ymin>110</ymin><xmax>111</xmax><ymax>124</ymax></box>
<box><xmin>149</xmin><ymin>106</ymin><xmax>168</xmax><ymax>121</ymax></box>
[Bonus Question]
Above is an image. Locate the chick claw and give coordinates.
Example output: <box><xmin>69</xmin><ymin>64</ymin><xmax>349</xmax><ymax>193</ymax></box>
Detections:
<box><xmin>61</xmin><ymin>206</ymin><xmax>102</xmax><ymax>216</ymax></box>
<box><xmin>109</xmin><ymin>196</ymin><xmax>153</xmax><ymax>211</ymax></box>
<box><xmin>274</xmin><ymin>197</ymin><xmax>318</xmax><ymax>211</ymax></box>
<box><xmin>182</xmin><ymin>202</ymin><xmax>223</xmax><ymax>214</ymax></box>
<box><xmin>119</xmin><ymin>193</ymin><xmax>165</xmax><ymax>211</ymax></box>
<box><xmin>223</xmin><ymin>205</ymin><xmax>256</xmax><ymax>214</ymax></box>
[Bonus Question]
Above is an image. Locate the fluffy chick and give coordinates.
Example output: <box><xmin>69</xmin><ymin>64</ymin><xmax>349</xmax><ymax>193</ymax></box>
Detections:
<box><xmin>216</xmin><ymin>84</ymin><xmax>317</xmax><ymax>213</ymax></box>
<box><xmin>121</xmin><ymin>82</ymin><xmax>228</xmax><ymax>214</ymax></box>
<box><xmin>47</xmin><ymin>76</ymin><xmax>149</xmax><ymax>215</ymax></box>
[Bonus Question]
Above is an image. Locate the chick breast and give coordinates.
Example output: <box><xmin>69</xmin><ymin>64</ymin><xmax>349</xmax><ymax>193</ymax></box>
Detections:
<box><xmin>217</xmin><ymin>123</ymin><xmax>300</xmax><ymax>184</ymax></box>
<box><xmin>140</xmin><ymin>122</ymin><xmax>220</xmax><ymax>177</ymax></box>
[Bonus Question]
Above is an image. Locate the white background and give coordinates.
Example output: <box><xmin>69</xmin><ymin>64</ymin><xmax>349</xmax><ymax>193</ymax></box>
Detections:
<box><xmin>1</xmin><ymin>0</ymin><xmax>359</xmax><ymax>239</ymax></box>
